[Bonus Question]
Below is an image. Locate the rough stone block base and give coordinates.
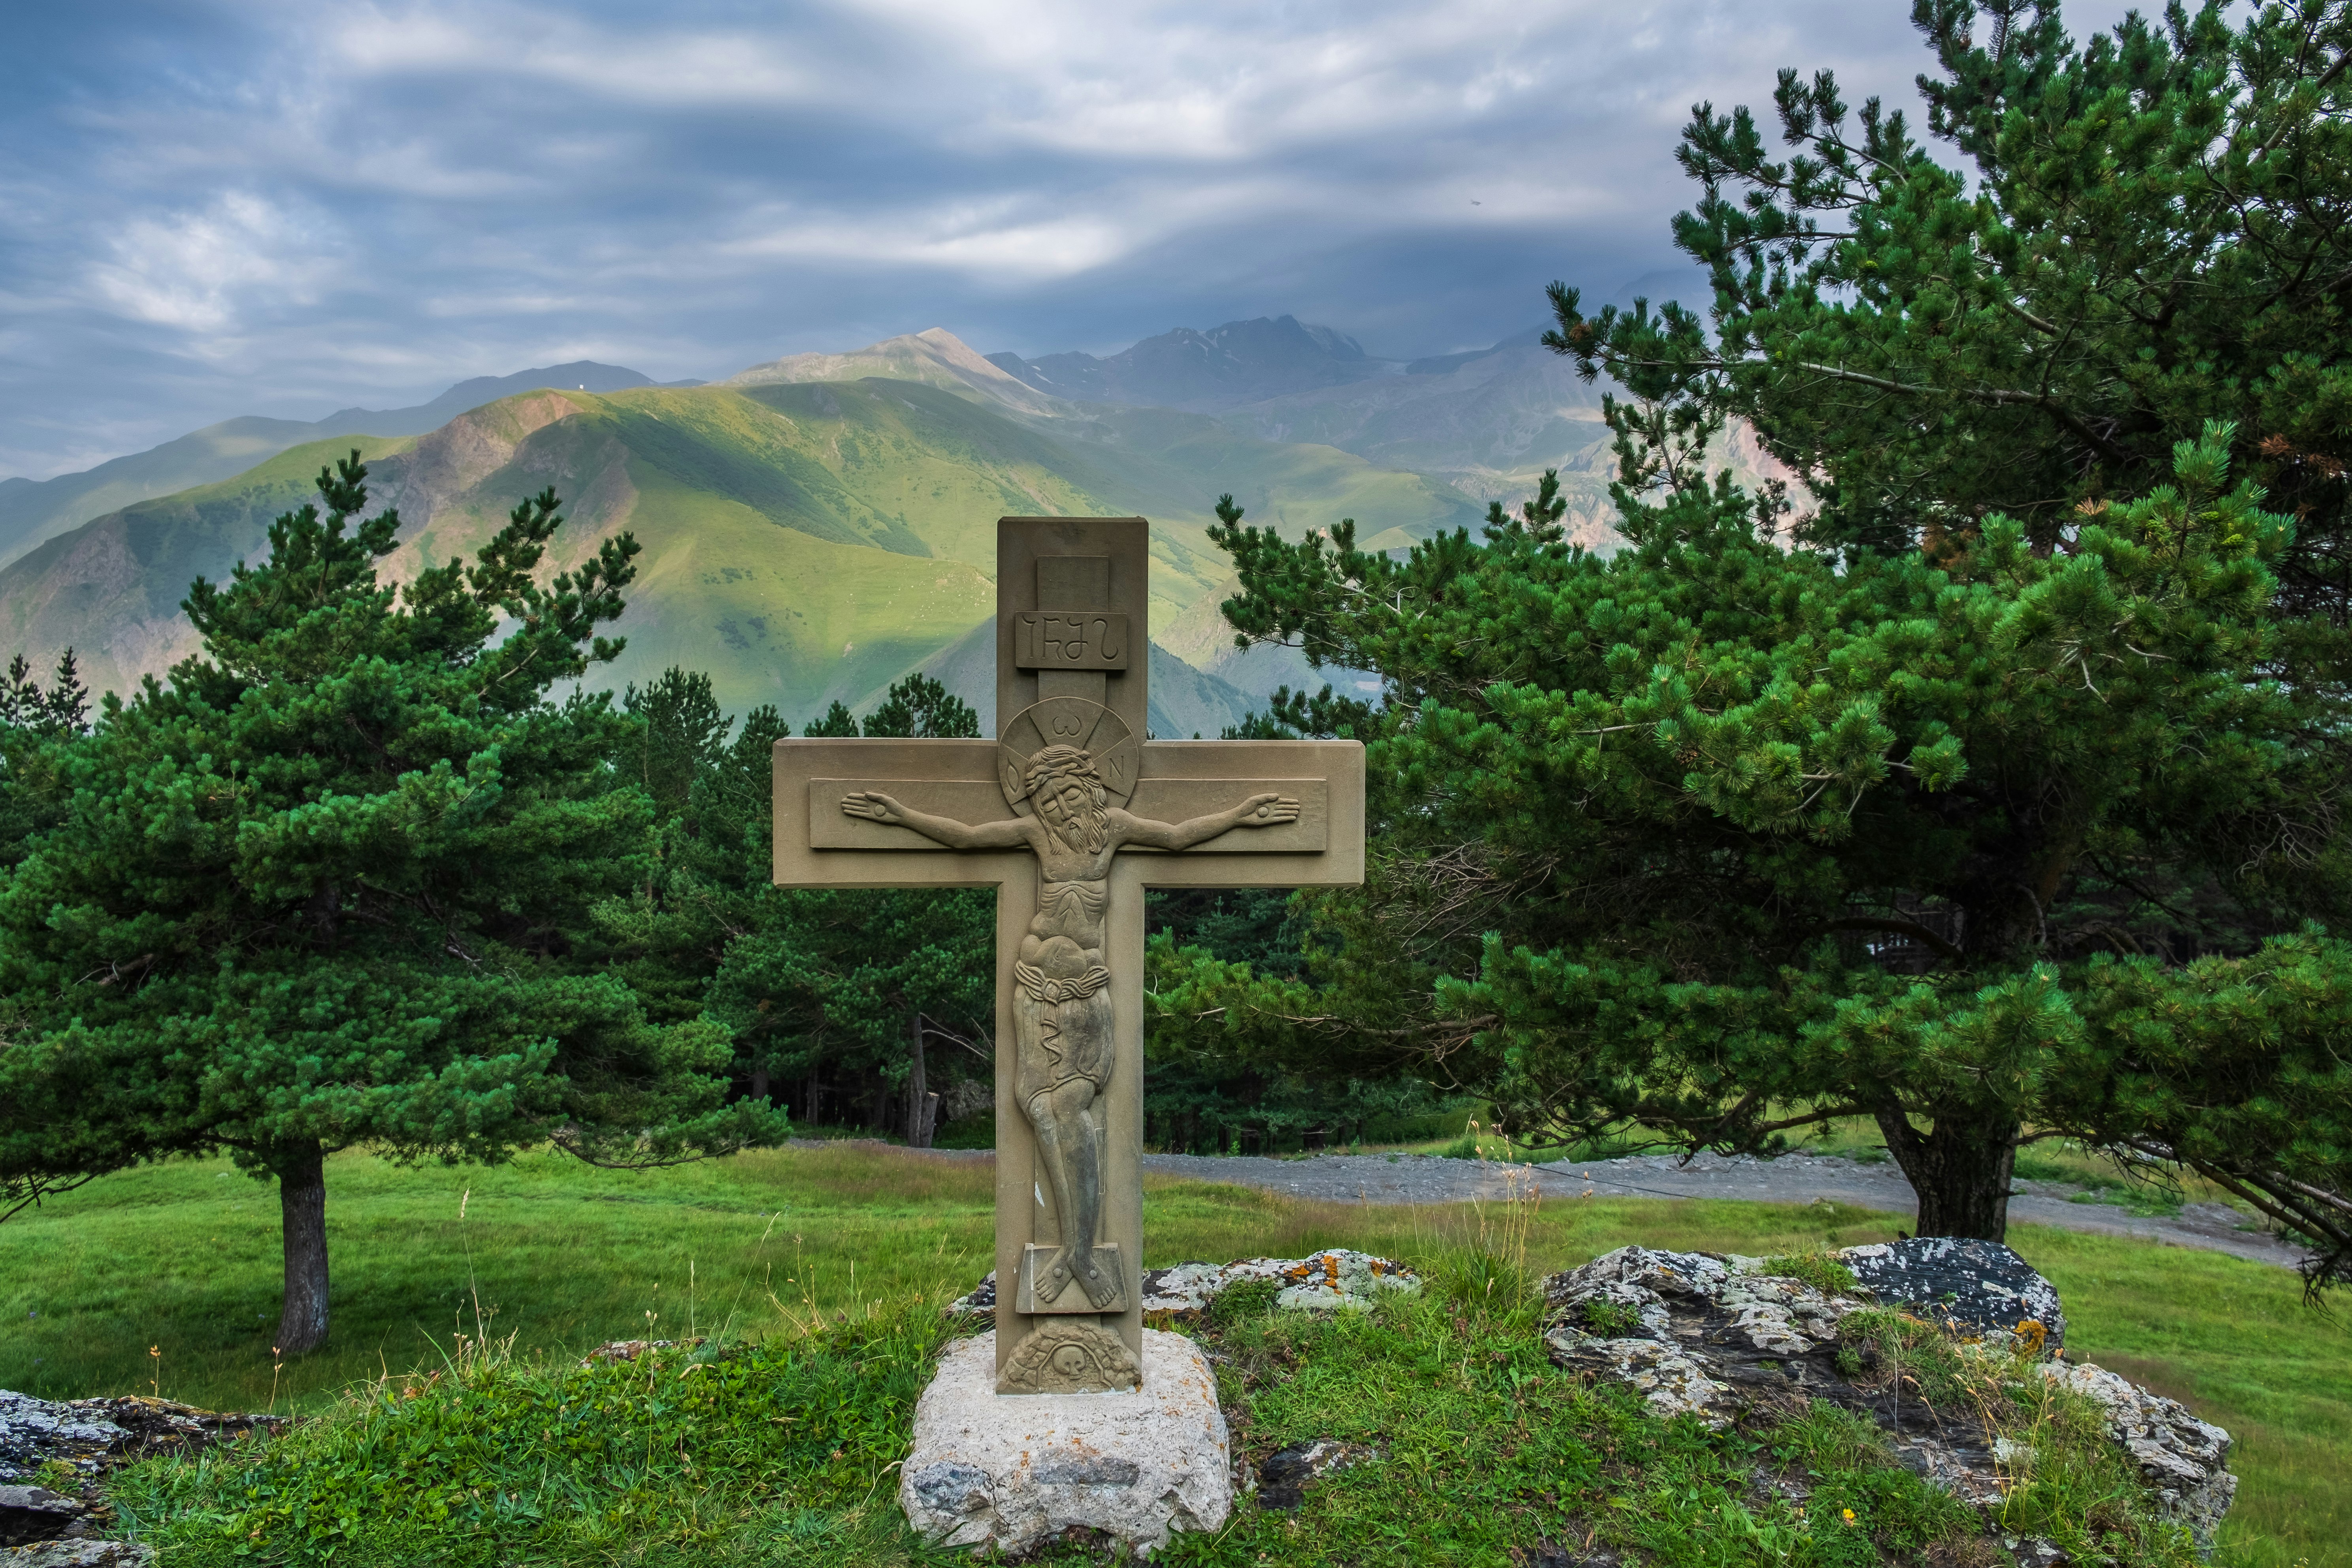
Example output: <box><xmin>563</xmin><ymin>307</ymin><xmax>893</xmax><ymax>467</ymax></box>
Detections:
<box><xmin>898</xmin><ymin>1329</ymin><xmax>1231</xmax><ymax>1556</ymax></box>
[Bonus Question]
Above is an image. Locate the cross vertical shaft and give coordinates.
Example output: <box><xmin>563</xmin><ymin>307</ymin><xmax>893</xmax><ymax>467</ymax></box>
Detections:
<box><xmin>773</xmin><ymin>514</ymin><xmax>1363</xmax><ymax>1393</ymax></box>
<box><xmin>993</xmin><ymin>519</ymin><xmax>1152</xmax><ymax>1372</ymax></box>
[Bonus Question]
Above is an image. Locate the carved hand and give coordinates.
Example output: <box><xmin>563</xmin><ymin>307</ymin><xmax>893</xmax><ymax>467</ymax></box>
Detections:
<box><xmin>1234</xmin><ymin>792</ymin><xmax>1300</xmax><ymax>827</ymax></box>
<box><xmin>841</xmin><ymin>790</ymin><xmax>907</xmax><ymax>825</ymax></box>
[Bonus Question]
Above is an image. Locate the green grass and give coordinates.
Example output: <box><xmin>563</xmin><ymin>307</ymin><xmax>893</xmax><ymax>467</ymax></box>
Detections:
<box><xmin>2</xmin><ymin>1146</ymin><xmax>2342</xmax><ymax>1564</ymax></box>
<box><xmin>105</xmin><ymin>1278</ymin><xmax>2040</xmax><ymax>1568</ymax></box>
<box><xmin>100</xmin><ymin>1253</ymin><xmax>2203</xmax><ymax>1568</ymax></box>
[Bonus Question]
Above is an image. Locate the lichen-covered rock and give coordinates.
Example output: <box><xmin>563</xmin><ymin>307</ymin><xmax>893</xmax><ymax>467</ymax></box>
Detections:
<box><xmin>947</xmin><ymin>1250</ymin><xmax>1420</xmax><ymax>1318</ymax></box>
<box><xmin>0</xmin><ymin>1389</ymin><xmax>281</xmax><ymax>1553</ymax></box>
<box><xmin>1537</xmin><ymin>1246</ymin><xmax>2233</xmax><ymax>1549</ymax></box>
<box><xmin>580</xmin><ymin>1338</ymin><xmax>705</xmax><ymax>1365</ymax></box>
<box><xmin>0</xmin><ymin>1391</ymin><xmax>281</xmax><ymax>1486</ymax></box>
<box><xmin>1540</xmin><ymin>1247</ymin><xmax>1862</xmax><ymax>1425</ymax></box>
<box><xmin>1842</xmin><ymin>1236</ymin><xmax>2067</xmax><ymax>1346</ymax></box>
<box><xmin>0</xmin><ymin>1486</ymin><xmax>86</xmax><ymax>1549</ymax></box>
<box><xmin>2037</xmin><ymin>1359</ymin><xmax>2236</xmax><ymax>1549</ymax></box>
<box><xmin>5</xmin><ymin>1541</ymin><xmax>154</xmax><ymax>1566</ymax></box>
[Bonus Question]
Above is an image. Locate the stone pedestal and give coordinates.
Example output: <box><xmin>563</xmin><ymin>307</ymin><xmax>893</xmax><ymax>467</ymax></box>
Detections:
<box><xmin>898</xmin><ymin>1329</ymin><xmax>1232</xmax><ymax>1556</ymax></box>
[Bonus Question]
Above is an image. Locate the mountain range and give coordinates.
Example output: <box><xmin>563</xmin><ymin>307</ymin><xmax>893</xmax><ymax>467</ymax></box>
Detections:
<box><xmin>986</xmin><ymin>316</ymin><xmax>1388</xmax><ymax>410</ymax></box>
<box><xmin>0</xmin><ymin>362</ymin><xmax>691</xmax><ymax>574</ymax></box>
<box><xmin>0</xmin><ymin>285</ymin><xmax>1765</xmax><ymax>730</ymax></box>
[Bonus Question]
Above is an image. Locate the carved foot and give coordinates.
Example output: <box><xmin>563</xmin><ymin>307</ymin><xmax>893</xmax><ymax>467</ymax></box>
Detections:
<box><xmin>1074</xmin><ymin>1248</ymin><xmax>1119</xmax><ymax>1309</ymax></box>
<box><xmin>1018</xmin><ymin>1243</ymin><xmax>1126</xmax><ymax>1314</ymax></box>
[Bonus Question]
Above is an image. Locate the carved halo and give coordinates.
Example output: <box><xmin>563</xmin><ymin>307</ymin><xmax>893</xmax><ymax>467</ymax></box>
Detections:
<box><xmin>998</xmin><ymin>699</ymin><xmax>1138</xmax><ymax>816</ymax></box>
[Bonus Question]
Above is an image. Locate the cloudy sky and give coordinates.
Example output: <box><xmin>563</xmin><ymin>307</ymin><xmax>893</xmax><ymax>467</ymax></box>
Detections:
<box><xmin>0</xmin><ymin>0</ymin><xmax>2136</xmax><ymax>480</ymax></box>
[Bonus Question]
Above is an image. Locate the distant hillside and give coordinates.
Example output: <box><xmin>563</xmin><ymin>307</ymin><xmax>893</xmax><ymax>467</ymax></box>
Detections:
<box><xmin>0</xmin><ymin>372</ymin><xmax>1485</xmax><ymax>717</ymax></box>
<box><xmin>1211</xmin><ymin>326</ymin><xmax>1625</xmax><ymax>528</ymax></box>
<box><xmin>724</xmin><ymin>329</ymin><xmax>1061</xmax><ymax>416</ymax></box>
<box><xmin>988</xmin><ymin>316</ymin><xmax>1389</xmax><ymax>411</ymax></box>
<box><xmin>0</xmin><ymin>362</ymin><xmax>668</xmax><ymax>572</ymax></box>
<box><xmin>1156</xmin><ymin>574</ymin><xmax>1384</xmax><ymax>713</ymax></box>
<box><xmin>309</xmin><ymin>361</ymin><xmax>682</xmax><ymax>436</ymax></box>
<box><xmin>5</xmin><ymin>296</ymin><xmax>1784</xmax><ymax>719</ymax></box>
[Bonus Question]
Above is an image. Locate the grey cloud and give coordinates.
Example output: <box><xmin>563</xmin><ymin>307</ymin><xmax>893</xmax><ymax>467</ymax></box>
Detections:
<box><xmin>0</xmin><ymin>0</ymin><xmax>2139</xmax><ymax>479</ymax></box>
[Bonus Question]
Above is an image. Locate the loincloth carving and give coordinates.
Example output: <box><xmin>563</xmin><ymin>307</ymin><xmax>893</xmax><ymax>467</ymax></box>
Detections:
<box><xmin>1014</xmin><ymin>962</ymin><xmax>1112</xmax><ymax>1004</ymax></box>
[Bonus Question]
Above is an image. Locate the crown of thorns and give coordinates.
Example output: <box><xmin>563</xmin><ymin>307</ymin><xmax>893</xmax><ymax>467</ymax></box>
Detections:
<box><xmin>1023</xmin><ymin>744</ymin><xmax>1103</xmax><ymax>797</ymax></box>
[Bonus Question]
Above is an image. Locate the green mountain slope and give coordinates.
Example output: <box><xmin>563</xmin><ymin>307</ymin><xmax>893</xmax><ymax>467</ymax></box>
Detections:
<box><xmin>0</xmin><ymin>434</ymin><xmax>419</xmax><ymax>701</ymax></box>
<box><xmin>0</xmin><ymin>364</ymin><xmax>668</xmax><ymax>573</ymax></box>
<box><xmin>0</xmin><ymin>374</ymin><xmax>1483</xmax><ymax>718</ymax></box>
<box><xmin>1038</xmin><ymin>402</ymin><xmax>1486</xmax><ymax>548</ymax></box>
<box><xmin>0</xmin><ymin>416</ymin><xmax>337</xmax><ymax>574</ymax></box>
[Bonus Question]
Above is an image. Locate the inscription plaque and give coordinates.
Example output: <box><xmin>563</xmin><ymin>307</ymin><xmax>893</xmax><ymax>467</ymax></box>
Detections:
<box><xmin>1013</xmin><ymin>611</ymin><xmax>1130</xmax><ymax>671</ymax></box>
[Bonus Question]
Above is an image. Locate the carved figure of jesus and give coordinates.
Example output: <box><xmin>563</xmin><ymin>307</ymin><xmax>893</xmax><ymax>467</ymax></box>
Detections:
<box><xmin>844</xmin><ymin>743</ymin><xmax>1297</xmax><ymax>1309</ymax></box>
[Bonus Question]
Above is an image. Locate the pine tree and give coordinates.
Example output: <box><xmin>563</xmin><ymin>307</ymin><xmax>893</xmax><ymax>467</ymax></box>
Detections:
<box><xmin>1165</xmin><ymin>0</ymin><xmax>2352</xmax><ymax>1285</ymax></box>
<box><xmin>1552</xmin><ymin>0</ymin><xmax>2352</xmax><ymax>622</ymax></box>
<box><xmin>592</xmin><ymin>671</ymin><xmax>788</xmax><ymax>1031</ymax></box>
<box><xmin>708</xmin><ymin>675</ymin><xmax>990</xmax><ymax>1141</ymax></box>
<box><xmin>0</xmin><ymin>455</ymin><xmax>785</xmax><ymax>1352</ymax></box>
<box><xmin>860</xmin><ymin>673</ymin><xmax>978</xmax><ymax>742</ymax></box>
<box><xmin>1183</xmin><ymin>420</ymin><xmax>2352</xmax><ymax>1282</ymax></box>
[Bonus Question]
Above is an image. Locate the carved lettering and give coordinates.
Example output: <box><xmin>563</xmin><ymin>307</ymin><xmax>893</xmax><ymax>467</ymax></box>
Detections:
<box><xmin>1013</xmin><ymin>611</ymin><xmax>1130</xmax><ymax>671</ymax></box>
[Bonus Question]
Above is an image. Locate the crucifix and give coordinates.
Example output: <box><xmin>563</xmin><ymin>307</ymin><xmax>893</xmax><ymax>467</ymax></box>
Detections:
<box><xmin>773</xmin><ymin>516</ymin><xmax>1364</xmax><ymax>1394</ymax></box>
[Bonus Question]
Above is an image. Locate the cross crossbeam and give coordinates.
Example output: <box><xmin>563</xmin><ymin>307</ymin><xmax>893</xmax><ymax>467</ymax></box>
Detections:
<box><xmin>772</xmin><ymin>516</ymin><xmax>1364</xmax><ymax>1391</ymax></box>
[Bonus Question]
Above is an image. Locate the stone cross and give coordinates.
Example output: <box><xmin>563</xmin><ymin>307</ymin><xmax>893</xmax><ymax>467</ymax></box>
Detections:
<box><xmin>773</xmin><ymin>516</ymin><xmax>1364</xmax><ymax>1394</ymax></box>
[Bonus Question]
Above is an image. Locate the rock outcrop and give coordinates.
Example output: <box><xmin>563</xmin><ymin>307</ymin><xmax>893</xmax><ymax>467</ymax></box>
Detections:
<box><xmin>1538</xmin><ymin>1242</ymin><xmax>2235</xmax><ymax>1552</ymax></box>
<box><xmin>1841</xmin><ymin>1236</ymin><xmax>2068</xmax><ymax>1346</ymax></box>
<box><xmin>948</xmin><ymin>1250</ymin><xmax>1421</xmax><ymax>1317</ymax></box>
<box><xmin>2039</xmin><ymin>1358</ymin><xmax>2236</xmax><ymax>1549</ymax></box>
<box><xmin>1254</xmin><ymin>1439</ymin><xmax>1378</xmax><ymax>1511</ymax></box>
<box><xmin>0</xmin><ymin>1390</ymin><xmax>282</xmax><ymax>1556</ymax></box>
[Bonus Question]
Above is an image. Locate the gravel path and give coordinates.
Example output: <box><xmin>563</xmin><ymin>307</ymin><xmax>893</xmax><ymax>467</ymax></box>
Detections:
<box><xmin>1135</xmin><ymin>1148</ymin><xmax>2310</xmax><ymax>1270</ymax></box>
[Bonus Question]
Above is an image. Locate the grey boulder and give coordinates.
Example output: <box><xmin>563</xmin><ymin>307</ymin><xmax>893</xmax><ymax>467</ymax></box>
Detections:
<box><xmin>1539</xmin><ymin>1244</ymin><xmax>2233</xmax><ymax>1552</ymax></box>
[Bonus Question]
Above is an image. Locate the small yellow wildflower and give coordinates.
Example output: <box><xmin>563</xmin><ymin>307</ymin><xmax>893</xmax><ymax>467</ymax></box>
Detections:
<box><xmin>1842</xmin><ymin>1508</ymin><xmax>1857</xmax><ymax>1525</ymax></box>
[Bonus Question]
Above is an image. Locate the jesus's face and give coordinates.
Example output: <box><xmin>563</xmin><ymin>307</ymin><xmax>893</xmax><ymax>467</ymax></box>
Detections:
<box><xmin>1035</xmin><ymin>774</ymin><xmax>1108</xmax><ymax>853</ymax></box>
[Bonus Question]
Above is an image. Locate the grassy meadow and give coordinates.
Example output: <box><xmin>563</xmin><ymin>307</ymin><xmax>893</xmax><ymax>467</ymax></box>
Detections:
<box><xmin>1</xmin><ymin>1144</ymin><xmax>2342</xmax><ymax>1566</ymax></box>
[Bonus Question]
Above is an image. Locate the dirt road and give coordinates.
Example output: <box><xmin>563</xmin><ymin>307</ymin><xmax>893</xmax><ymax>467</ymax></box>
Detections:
<box><xmin>1133</xmin><ymin>1148</ymin><xmax>2309</xmax><ymax>1270</ymax></box>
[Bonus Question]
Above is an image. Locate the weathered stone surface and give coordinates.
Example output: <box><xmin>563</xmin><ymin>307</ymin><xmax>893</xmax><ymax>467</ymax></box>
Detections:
<box><xmin>949</xmin><ymin>1250</ymin><xmax>1421</xmax><ymax>1318</ymax></box>
<box><xmin>0</xmin><ymin>1389</ymin><xmax>283</xmax><ymax>1554</ymax></box>
<box><xmin>1255</xmin><ymin>1439</ymin><xmax>1377</xmax><ymax>1510</ymax></box>
<box><xmin>580</xmin><ymin>1337</ymin><xmax>705</xmax><ymax>1365</ymax></box>
<box><xmin>1517</xmin><ymin>1544</ymin><xmax>1631</xmax><ymax>1568</ymax></box>
<box><xmin>1843</xmin><ymin>1236</ymin><xmax>2068</xmax><ymax>1346</ymax></box>
<box><xmin>1537</xmin><ymin>1247</ymin><xmax>2235</xmax><ymax>1550</ymax></box>
<box><xmin>1540</xmin><ymin>1246</ymin><xmax>1858</xmax><ymax>1426</ymax></box>
<box><xmin>0</xmin><ymin>1486</ymin><xmax>85</xmax><ymax>1549</ymax></box>
<box><xmin>900</xmin><ymin>1329</ymin><xmax>1231</xmax><ymax>1556</ymax></box>
<box><xmin>0</xmin><ymin>1391</ymin><xmax>281</xmax><ymax>1485</ymax></box>
<box><xmin>2038</xmin><ymin>1358</ymin><xmax>2235</xmax><ymax>1547</ymax></box>
<box><xmin>6</xmin><ymin>1541</ymin><xmax>154</xmax><ymax>1566</ymax></box>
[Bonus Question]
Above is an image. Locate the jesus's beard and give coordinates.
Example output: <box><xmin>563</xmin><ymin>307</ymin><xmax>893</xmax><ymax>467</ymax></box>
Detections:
<box><xmin>1047</xmin><ymin>801</ymin><xmax>1111</xmax><ymax>855</ymax></box>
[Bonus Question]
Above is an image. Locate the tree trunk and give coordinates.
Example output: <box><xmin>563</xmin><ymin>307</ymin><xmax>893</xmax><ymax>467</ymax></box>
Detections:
<box><xmin>903</xmin><ymin>1011</ymin><xmax>931</xmax><ymax>1147</ymax></box>
<box><xmin>1875</xmin><ymin>1105</ymin><xmax>2019</xmax><ymax>1240</ymax></box>
<box><xmin>750</xmin><ymin>1056</ymin><xmax>769</xmax><ymax>1104</ymax></box>
<box><xmin>274</xmin><ymin>1142</ymin><xmax>330</xmax><ymax>1355</ymax></box>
